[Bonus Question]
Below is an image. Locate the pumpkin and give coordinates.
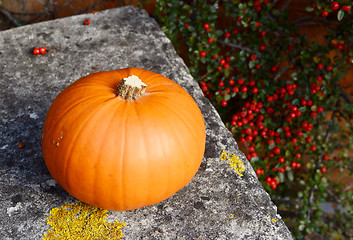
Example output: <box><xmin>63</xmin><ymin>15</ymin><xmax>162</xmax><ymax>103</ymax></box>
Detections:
<box><xmin>42</xmin><ymin>67</ymin><xmax>206</xmax><ymax>211</ymax></box>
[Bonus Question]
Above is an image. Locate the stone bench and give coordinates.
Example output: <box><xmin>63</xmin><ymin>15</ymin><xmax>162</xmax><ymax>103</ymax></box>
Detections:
<box><xmin>0</xmin><ymin>6</ymin><xmax>293</xmax><ymax>239</ymax></box>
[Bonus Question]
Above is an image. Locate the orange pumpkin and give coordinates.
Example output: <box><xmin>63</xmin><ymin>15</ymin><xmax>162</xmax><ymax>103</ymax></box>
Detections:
<box><xmin>42</xmin><ymin>67</ymin><xmax>206</xmax><ymax>211</ymax></box>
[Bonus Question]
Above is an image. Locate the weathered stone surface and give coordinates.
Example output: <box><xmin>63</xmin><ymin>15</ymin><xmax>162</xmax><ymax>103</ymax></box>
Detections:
<box><xmin>0</xmin><ymin>6</ymin><xmax>293</xmax><ymax>239</ymax></box>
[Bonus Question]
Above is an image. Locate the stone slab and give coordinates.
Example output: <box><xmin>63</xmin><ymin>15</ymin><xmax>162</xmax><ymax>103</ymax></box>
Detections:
<box><xmin>0</xmin><ymin>6</ymin><xmax>293</xmax><ymax>239</ymax></box>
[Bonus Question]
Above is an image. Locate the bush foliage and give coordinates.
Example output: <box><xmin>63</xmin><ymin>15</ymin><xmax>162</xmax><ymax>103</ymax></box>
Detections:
<box><xmin>154</xmin><ymin>0</ymin><xmax>353</xmax><ymax>239</ymax></box>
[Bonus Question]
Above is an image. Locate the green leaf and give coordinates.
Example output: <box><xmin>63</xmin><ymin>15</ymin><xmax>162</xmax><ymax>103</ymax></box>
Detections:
<box><xmin>249</xmin><ymin>60</ymin><xmax>256</xmax><ymax>69</ymax></box>
<box><xmin>214</xmin><ymin>29</ymin><xmax>223</xmax><ymax>37</ymax></box>
<box><xmin>224</xmin><ymin>69</ymin><xmax>230</xmax><ymax>77</ymax></box>
<box><xmin>337</xmin><ymin>10</ymin><xmax>344</xmax><ymax>21</ymax></box>
<box><xmin>287</xmin><ymin>171</ymin><xmax>294</xmax><ymax>181</ymax></box>
<box><xmin>305</xmin><ymin>6</ymin><xmax>314</xmax><ymax>12</ymax></box>
<box><xmin>290</xmin><ymin>72</ymin><xmax>298</xmax><ymax>80</ymax></box>
<box><xmin>292</xmin><ymin>98</ymin><xmax>299</xmax><ymax>106</ymax></box>
<box><xmin>298</xmin><ymin>191</ymin><xmax>304</xmax><ymax>198</ymax></box>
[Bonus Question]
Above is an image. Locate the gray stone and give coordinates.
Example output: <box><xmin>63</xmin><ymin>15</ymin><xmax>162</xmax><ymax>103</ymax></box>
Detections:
<box><xmin>0</xmin><ymin>6</ymin><xmax>293</xmax><ymax>239</ymax></box>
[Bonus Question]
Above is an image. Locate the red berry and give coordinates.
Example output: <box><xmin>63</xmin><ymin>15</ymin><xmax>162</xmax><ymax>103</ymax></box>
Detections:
<box><xmin>184</xmin><ymin>23</ymin><xmax>190</xmax><ymax>29</ymax></box>
<box><xmin>244</xmin><ymin>128</ymin><xmax>252</xmax><ymax>135</ymax></box>
<box><xmin>229</xmin><ymin>79</ymin><xmax>235</xmax><ymax>86</ymax></box>
<box><xmin>237</xmin><ymin>78</ymin><xmax>245</xmax><ymax>85</ymax></box>
<box><xmin>259</xmin><ymin>45</ymin><xmax>266</xmax><ymax>51</ymax></box>
<box><xmin>39</xmin><ymin>47</ymin><xmax>46</xmax><ymax>54</ymax></box>
<box><xmin>251</xmin><ymin>87</ymin><xmax>259</xmax><ymax>94</ymax></box>
<box><xmin>240</xmin><ymin>86</ymin><xmax>248</xmax><ymax>93</ymax></box>
<box><xmin>285</xmin><ymin>131</ymin><xmax>292</xmax><ymax>138</ymax></box>
<box><xmin>296</xmin><ymin>153</ymin><xmax>301</xmax><ymax>159</ymax></box>
<box><xmin>265</xmin><ymin>177</ymin><xmax>272</xmax><ymax>184</ymax></box>
<box><xmin>33</xmin><ymin>48</ymin><xmax>40</xmax><ymax>55</ymax></box>
<box><xmin>317</xmin><ymin>63</ymin><xmax>324</xmax><ymax>70</ymax></box>
<box><xmin>200</xmin><ymin>51</ymin><xmax>206</xmax><ymax>58</ymax></box>
<box><xmin>317</xmin><ymin>106</ymin><xmax>324</xmax><ymax>113</ymax></box>
<box><xmin>267</xmin><ymin>96</ymin><xmax>274</xmax><ymax>102</ymax></box>
<box><xmin>278</xmin><ymin>157</ymin><xmax>285</xmax><ymax>163</ymax></box>
<box><xmin>306</xmin><ymin>137</ymin><xmax>312</xmax><ymax>143</ymax></box>
<box><xmin>83</xmin><ymin>19</ymin><xmax>91</xmax><ymax>25</ymax></box>
<box><xmin>219</xmin><ymin>59</ymin><xmax>226</xmax><ymax>65</ymax></box>
<box><xmin>271</xmin><ymin>66</ymin><xmax>277</xmax><ymax>72</ymax></box>
<box><xmin>203</xmin><ymin>23</ymin><xmax>210</xmax><ymax>30</ymax></box>
<box><xmin>288</xmin><ymin>45</ymin><xmax>295</xmax><ymax>51</ymax></box>
<box><xmin>267</xmin><ymin>107</ymin><xmax>274</xmax><ymax>114</ymax></box>
<box><xmin>208</xmin><ymin>38</ymin><xmax>214</xmax><ymax>44</ymax></box>
<box><xmin>250</xmin><ymin>54</ymin><xmax>257</xmax><ymax>61</ymax></box>
<box><xmin>252</xmin><ymin>129</ymin><xmax>258</xmax><ymax>136</ymax></box>
<box><xmin>326</xmin><ymin>65</ymin><xmax>333</xmax><ymax>71</ymax></box>
<box><xmin>224</xmin><ymin>32</ymin><xmax>231</xmax><ymax>38</ymax></box>
<box><xmin>321</xmin><ymin>10</ymin><xmax>329</xmax><ymax>17</ymax></box>
<box><xmin>342</xmin><ymin>5</ymin><xmax>351</xmax><ymax>12</ymax></box>
<box><xmin>291</xmin><ymin>161</ymin><xmax>297</xmax><ymax>168</ymax></box>
<box><xmin>330</xmin><ymin>2</ymin><xmax>339</xmax><ymax>10</ymax></box>
<box><xmin>310</xmin><ymin>111</ymin><xmax>317</xmax><ymax>118</ymax></box>
<box><xmin>221</xmin><ymin>100</ymin><xmax>228</xmax><ymax>107</ymax></box>
<box><xmin>310</xmin><ymin>145</ymin><xmax>317</xmax><ymax>151</ymax></box>
<box><xmin>320</xmin><ymin>167</ymin><xmax>327</xmax><ymax>174</ymax></box>
<box><xmin>273</xmin><ymin>147</ymin><xmax>281</xmax><ymax>155</ymax></box>
<box><xmin>233</xmin><ymin>87</ymin><xmax>239</xmax><ymax>93</ymax></box>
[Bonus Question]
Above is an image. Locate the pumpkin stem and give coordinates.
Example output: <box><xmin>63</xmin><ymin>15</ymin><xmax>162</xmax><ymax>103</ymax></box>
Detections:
<box><xmin>116</xmin><ymin>75</ymin><xmax>147</xmax><ymax>101</ymax></box>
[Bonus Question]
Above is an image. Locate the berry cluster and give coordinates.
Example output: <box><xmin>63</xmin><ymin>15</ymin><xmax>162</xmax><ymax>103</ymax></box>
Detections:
<box><xmin>33</xmin><ymin>47</ymin><xmax>47</xmax><ymax>55</ymax></box>
<box><xmin>155</xmin><ymin>0</ymin><xmax>353</xmax><ymax>237</ymax></box>
<box><xmin>83</xmin><ymin>19</ymin><xmax>91</xmax><ymax>25</ymax></box>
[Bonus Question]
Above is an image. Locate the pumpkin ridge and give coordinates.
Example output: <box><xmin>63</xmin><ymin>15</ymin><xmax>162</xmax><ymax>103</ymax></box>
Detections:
<box><xmin>91</xmin><ymin>99</ymin><xmax>126</xmax><ymax>209</ymax></box>
<box><xmin>62</xmin><ymin>98</ymin><xmax>119</xmax><ymax>192</ymax></box>
<box><xmin>140</xmin><ymin>98</ymin><xmax>201</xmax><ymax>193</ymax></box>
<box><xmin>146</xmin><ymin>97</ymin><xmax>205</xmax><ymax>155</ymax></box>
<box><xmin>130</xmin><ymin>103</ymin><xmax>153</xmax><ymax>207</ymax></box>
<box><xmin>44</xmin><ymin>94</ymin><xmax>114</xmax><ymax>140</ymax></box>
<box><xmin>118</xmin><ymin>103</ymin><xmax>129</xmax><ymax>210</ymax></box>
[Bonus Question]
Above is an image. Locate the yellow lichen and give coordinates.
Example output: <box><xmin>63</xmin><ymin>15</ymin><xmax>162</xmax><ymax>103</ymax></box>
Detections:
<box><xmin>268</xmin><ymin>214</ymin><xmax>277</xmax><ymax>223</ymax></box>
<box><xmin>43</xmin><ymin>201</ymin><xmax>126</xmax><ymax>240</ymax></box>
<box><xmin>220</xmin><ymin>150</ymin><xmax>245</xmax><ymax>177</ymax></box>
